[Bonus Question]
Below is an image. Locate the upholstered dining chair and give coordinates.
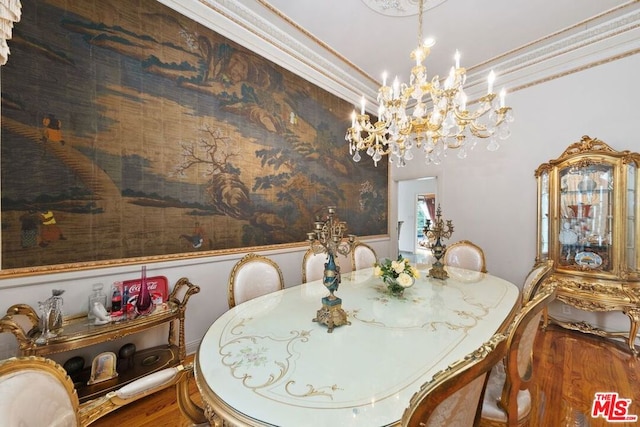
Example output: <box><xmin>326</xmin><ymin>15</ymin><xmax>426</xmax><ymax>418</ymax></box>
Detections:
<box><xmin>302</xmin><ymin>248</ymin><xmax>327</xmax><ymax>283</ymax></box>
<box><xmin>443</xmin><ymin>240</ymin><xmax>488</xmax><ymax>273</ymax></box>
<box><xmin>520</xmin><ymin>259</ymin><xmax>554</xmax><ymax>305</ymax></box>
<box><xmin>351</xmin><ymin>241</ymin><xmax>378</xmax><ymax>271</ymax></box>
<box><xmin>336</xmin><ymin>251</ymin><xmax>353</xmax><ymax>275</ymax></box>
<box><xmin>479</xmin><ymin>285</ymin><xmax>557</xmax><ymax>427</ymax></box>
<box><xmin>0</xmin><ymin>356</ymin><xmax>203</xmax><ymax>426</ymax></box>
<box><xmin>401</xmin><ymin>333</ymin><xmax>508</xmax><ymax>427</ymax></box>
<box><xmin>228</xmin><ymin>253</ymin><xmax>284</xmax><ymax>308</ymax></box>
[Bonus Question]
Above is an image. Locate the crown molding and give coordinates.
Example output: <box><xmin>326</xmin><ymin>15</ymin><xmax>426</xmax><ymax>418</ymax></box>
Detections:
<box><xmin>158</xmin><ymin>0</ymin><xmax>639</xmax><ymax>109</ymax></box>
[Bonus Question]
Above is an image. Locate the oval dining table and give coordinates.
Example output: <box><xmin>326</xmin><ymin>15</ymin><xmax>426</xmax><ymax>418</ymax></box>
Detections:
<box><xmin>195</xmin><ymin>266</ymin><xmax>520</xmax><ymax>427</ymax></box>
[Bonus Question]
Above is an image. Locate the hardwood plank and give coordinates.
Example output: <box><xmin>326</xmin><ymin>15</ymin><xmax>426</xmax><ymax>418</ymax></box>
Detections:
<box><xmin>91</xmin><ymin>326</ymin><xmax>639</xmax><ymax>426</ymax></box>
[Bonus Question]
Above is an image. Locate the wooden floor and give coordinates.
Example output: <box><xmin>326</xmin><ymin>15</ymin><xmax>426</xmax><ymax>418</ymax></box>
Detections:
<box><xmin>91</xmin><ymin>325</ymin><xmax>640</xmax><ymax>427</ymax></box>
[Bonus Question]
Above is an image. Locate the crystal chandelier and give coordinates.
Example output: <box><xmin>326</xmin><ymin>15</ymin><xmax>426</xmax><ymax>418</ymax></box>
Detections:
<box><xmin>345</xmin><ymin>0</ymin><xmax>514</xmax><ymax>167</ymax></box>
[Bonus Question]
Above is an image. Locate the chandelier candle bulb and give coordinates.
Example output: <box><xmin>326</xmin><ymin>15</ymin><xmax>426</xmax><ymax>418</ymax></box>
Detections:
<box><xmin>487</xmin><ymin>70</ymin><xmax>495</xmax><ymax>94</ymax></box>
<box><xmin>454</xmin><ymin>50</ymin><xmax>460</xmax><ymax>69</ymax></box>
<box><xmin>382</xmin><ymin>71</ymin><xmax>387</xmax><ymax>87</ymax></box>
<box><xmin>500</xmin><ymin>88</ymin><xmax>506</xmax><ymax>108</ymax></box>
<box><xmin>360</xmin><ymin>97</ymin><xmax>366</xmax><ymax>115</ymax></box>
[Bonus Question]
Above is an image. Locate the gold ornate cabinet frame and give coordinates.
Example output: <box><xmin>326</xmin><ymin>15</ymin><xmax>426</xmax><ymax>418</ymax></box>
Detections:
<box><xmin>535</xmin><ymin>136</ymin><xmax>640</xmax><ymax>355</ymax></box>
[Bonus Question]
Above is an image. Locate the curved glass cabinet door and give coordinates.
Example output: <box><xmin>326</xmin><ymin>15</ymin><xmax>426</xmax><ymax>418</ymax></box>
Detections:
<box><xmin>537</xmin><ymin>170</ymin><xmax>550</xmax><ymax>261</ymax></box>
<box><xmin>557</xmin><ymin>162</ymin><xmax>614</xmax><ymax>272</ymax></box>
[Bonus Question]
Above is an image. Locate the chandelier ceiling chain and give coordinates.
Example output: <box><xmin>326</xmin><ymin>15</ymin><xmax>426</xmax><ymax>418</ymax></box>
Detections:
<box><xmin>345</xmin><ymin>0</ymin><xmax>514</xmax><ymax>167</ymax></box>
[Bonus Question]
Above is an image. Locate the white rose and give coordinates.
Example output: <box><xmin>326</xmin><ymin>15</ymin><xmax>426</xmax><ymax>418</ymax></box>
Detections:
<box><xmin>397</xmin><ymin>272</ymin><xmax>414</xmax><ymax>288</ymax></box>
<box><xmin>374</xmin><ymin>265</ymin><xmax>383</xmax><ymax>277</ymax></box>
<box><xmin>392</xmin><ymin>260</ymin><xmax>404</xmax><ymax>274</ymax></box>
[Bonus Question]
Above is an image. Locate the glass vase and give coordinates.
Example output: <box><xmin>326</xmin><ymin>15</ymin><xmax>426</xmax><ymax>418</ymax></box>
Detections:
<box><xmin>135</xmin><ymin>266</ymin><xmax>153</xmax><ymax>315</ymax></box>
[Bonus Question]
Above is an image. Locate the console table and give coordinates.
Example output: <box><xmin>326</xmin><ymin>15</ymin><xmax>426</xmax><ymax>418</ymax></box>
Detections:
<box><xmin>0</xmin><ymin>277</ymin><xmax>199</xmax><ymax>403</ymax></box>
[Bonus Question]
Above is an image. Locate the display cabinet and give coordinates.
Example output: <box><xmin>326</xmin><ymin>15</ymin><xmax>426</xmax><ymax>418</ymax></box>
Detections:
<box><xmin>535</xmin><ymin>135</ymin><xmax>640</xmax><ymax>354</ymax></box>
<box><xmin>0</xmin><ymin>277</ymin><xmax>200</xmax><ymax>402</ymax></box>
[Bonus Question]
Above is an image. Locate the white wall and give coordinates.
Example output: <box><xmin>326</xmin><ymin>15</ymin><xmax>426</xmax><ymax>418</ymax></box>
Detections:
<box><xmin>391</xmin><ymin>53</ymin><xmax>640</xmax><ymax>338</ymax></box>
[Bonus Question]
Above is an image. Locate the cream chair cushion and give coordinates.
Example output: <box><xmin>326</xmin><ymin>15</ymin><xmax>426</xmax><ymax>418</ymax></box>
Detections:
<box><xmin>229</xmin><ymin>253</ymin><xmax>284</xmax><ymax>308</ymax></box>
<box><xmin>481</xmin><ymin>362</ymin><xmax>532</xmax><ymax>423</ymax></box>
<box><xmin>336</xmin><ymin>252</ymin><xmax>353</xmax><ymax>274</ymax></box>
<box><xmin>444</xmin><ymin>240</ymin><xmax>487</xmax><ymax>273</ymax></box>
<box><xmin>0</xmin><ymin>359</ymin><xmax>79</xmax><ymax>427</ymax></box>
<box><xmin>302</xmin><ymin>249</ymin><xmax>327</xmax><ymax>283</ymax></box>
<box><xmin>352</xmin><ymin>242</ymin><xmax>377</xmax><ymax>271</ymax></box>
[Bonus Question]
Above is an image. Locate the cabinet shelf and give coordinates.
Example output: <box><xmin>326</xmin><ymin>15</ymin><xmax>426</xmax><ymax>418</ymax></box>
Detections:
<box><xmin>75</xmin><ymin>344</ymin><xmax>179</xmax><ymax>403</ymax></box>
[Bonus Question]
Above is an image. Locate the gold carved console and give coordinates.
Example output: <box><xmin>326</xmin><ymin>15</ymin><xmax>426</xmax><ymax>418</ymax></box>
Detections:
<box><xmin>0</xmin><ymin>277</ymin><xmax>200</xmax><ymax>403</ymax></box>
<box><xmin>535</xmin><ymin>136</ymin><xmax>640</xmax><ymax>355</ymax></box>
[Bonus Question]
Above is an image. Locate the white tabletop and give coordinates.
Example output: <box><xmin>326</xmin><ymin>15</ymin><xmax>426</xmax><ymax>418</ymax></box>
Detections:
<box><xmin>196</xmin><ymin>266</ymin><xmax>520</xmax><ymax>427</ymax></box>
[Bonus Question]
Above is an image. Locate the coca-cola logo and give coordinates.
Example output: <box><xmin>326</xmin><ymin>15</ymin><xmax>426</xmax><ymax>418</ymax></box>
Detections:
<box><xmin>126</xmin><ymin>281</ymin><xmax>160</xmax><ymax>293</ymax></box>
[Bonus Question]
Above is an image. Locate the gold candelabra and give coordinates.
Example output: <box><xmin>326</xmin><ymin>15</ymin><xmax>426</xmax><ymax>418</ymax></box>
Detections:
<box><xmin>423</xmin><ymin>205</ymin><xmax>454</xmax><ymax>280</ymax></box>
<box><xmin>306</xmin><ymin>206</ymin><xmax>355</xmax><ymax>332</ymax></box>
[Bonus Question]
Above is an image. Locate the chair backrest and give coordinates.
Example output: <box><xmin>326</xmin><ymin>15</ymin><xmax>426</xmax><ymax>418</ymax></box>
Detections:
<box><xmin>0</xmin><ymin>356</ymin><xmax>80</xmax><ymax>427</ymax></box>
<box><xmin>336</xmin><ymin>251</ymin><xmax>353</xmax><ymax>275</ymax></box>
<box><xmin>401</xmin><ymin>333</ymin><xmax>508</xmax><ymax>427</ymax></box>
<box><xmin>302</xmin><ymin>249</ymin><xmax>327</xmax><ymax>283</ymax></box>
<box><xmin>443</xmin><ymin>240</ymin><xmax>487</xmax><ymax>273</ymax></box>
<box><xmin>0</xmin><ymin>356</ymin><xmax>200</xmax><ymax>427</ymax></box>
<box><xmin>352</xmin><ymin>242</ymin><xmax>378</xmax><ymax>271</ymax></box>
<box><xmin>481</xmin><ymin>285</ymin><xmax>557</xmax><ymax>426</ymax></box>
<box><xmin>521</xmin><ymin>259</ymin><xmax>554</xmax><ymax>304</ymax></box>
<box><xmin>228</xmin><ymin>253</ymin><xmax>284</xmax><ymax>308</ymax></box>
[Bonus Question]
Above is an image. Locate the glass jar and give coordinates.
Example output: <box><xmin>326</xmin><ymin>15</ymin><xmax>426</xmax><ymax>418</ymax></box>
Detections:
<box><xmin>88</xmin><ymin>283</ymin><xmax>107</xmax><ymax>321</ymax></box>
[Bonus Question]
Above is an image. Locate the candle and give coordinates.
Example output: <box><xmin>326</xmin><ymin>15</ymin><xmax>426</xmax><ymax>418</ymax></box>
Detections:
<box><xmin>460</xmin><ymin>92</ymin><xmax>467</xmax><ymax>111</ymax></box>
<box><xmin>382</xmin><ymin>71</ymin><xmax>388</xmax><ymax>87</ymax></box>
<box><xmin>351</xmin><ymin>110</ymin><xmax>356</xmax><ymax>127</ymax></box>
<box><xmin>487</xmin><ymin>70</ymin><xmax>495</xmax><ymax>94</ymax></box>
<box><xmin>360</xmin><ymin>96</ymin><xmax>366</xmax><ymax>115</ymax></box>
<box><xmin>454</xmin><ymin>50</ymin><xmax>460</xmax><ymax>69</ymax></box>
<box><xmin>499</xmin><ymin>88</ymin><xmax>506</xmax><ymax>108</ymax></box>
<box><xmin>393</xmin><ymin>77</ymin><xmax>400</xmax><ymax>99</ymax></box>
<box><xmin>415</xmin><ymin>49</ymin><xmax>422</xmax><ymax>66</ymax></box>
<box><xmin>444</xmin><ymin>66</ymin><xmax>455</xmax><ymax>89</ymax></box>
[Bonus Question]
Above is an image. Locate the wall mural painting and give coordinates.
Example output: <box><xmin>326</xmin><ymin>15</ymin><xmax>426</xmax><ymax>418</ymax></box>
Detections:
<box><xmin>0</xmin><ymin>0</ymin><xmax>388</xmax><ymax>272</ymax></box>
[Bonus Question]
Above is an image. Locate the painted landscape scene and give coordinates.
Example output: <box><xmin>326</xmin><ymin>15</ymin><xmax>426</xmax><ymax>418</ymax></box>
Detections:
<box><xmin>0</xmin><ymin>0</ymin><xmax>388</xmax><ymax>271</ymax></box>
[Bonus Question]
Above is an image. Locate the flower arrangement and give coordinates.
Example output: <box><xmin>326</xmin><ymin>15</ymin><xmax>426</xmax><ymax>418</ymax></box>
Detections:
<box><xmin>374</xmin><ymin>255</ymin><xmax>420</xmax><ymax>295</ymax></box>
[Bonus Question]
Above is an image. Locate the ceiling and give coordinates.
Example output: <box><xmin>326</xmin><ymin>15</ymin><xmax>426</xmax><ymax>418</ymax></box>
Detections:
<box><xmin>263</xmin><ymin>0</ymin><xmax>628</xmax><ymax>82</ymax></box>
<box><xmin>172</xmin><ymin>0</ymin><xmax>640</xmax><ymax>108</ymax></box>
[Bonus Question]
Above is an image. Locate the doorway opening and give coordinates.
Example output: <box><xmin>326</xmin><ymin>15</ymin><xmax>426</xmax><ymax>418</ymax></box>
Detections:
<box><xmin>398</xmin><ymin>177</ymin><xmax>436</xmax><ymax>264</ymax></box>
